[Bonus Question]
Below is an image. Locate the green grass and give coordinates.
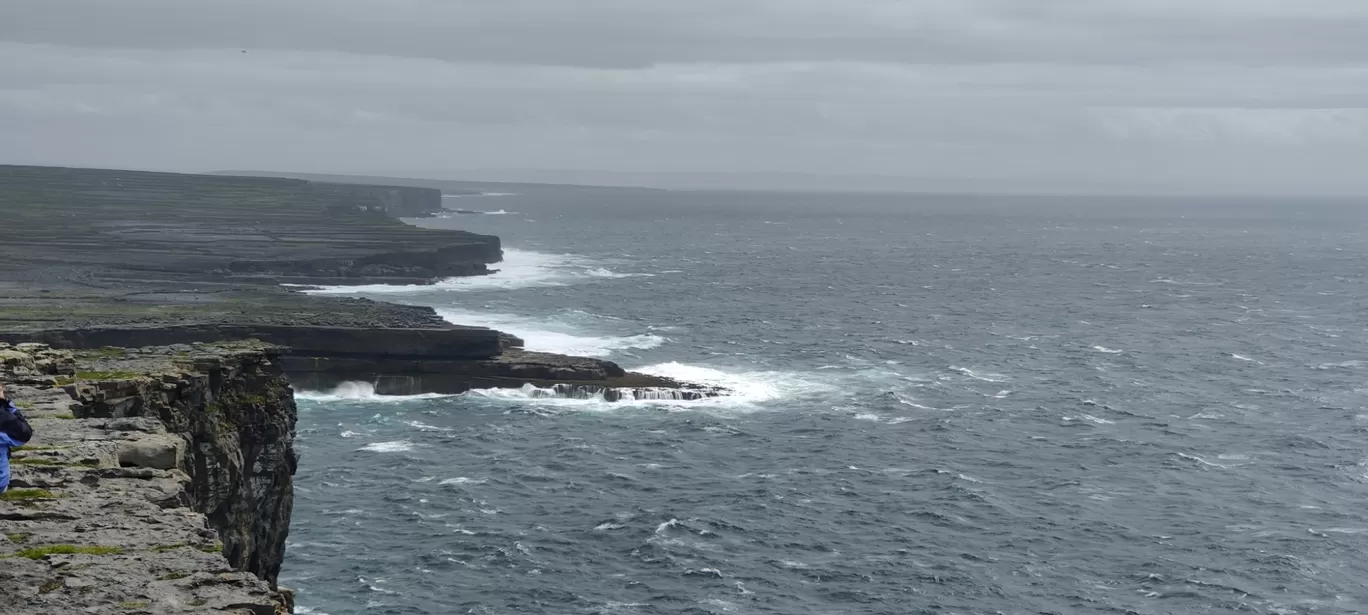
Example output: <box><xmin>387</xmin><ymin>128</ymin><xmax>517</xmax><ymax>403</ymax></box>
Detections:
<box><xmin>149</xmin><ymin>543</ymin><xmax>189</xmax><ymax>553</ymax></box>
<box><xmin>47</xmin><ymin>413</ymin><xmax>76</xmax><ymax>420</ymax></box>
<box><xmin>5</xmin><ymin>533</ymin><xmax>30</xmax><ymax>543</ymax></box>
<box><xmin>0</xmin><ymin>488</ymin><xmax>56</xmax><ymax>501</ymax></box>
<box><xmin>80</xmin><ymin>347</ymin><xmax>128</xmax><ymax>359</ymax></box>
<box><xmin>157</xmin><ymin>571</ymin><xmax>190</xmax><ymax>581</ymax></box>
<box><xmin>9</xmin><ymin>544</ymin><xmax>123</xmax><ymax>559</ymax></box>
<box><xmin>117</xmin><ymin>601</ymin><xmax>149</xmax><ymax>609</ymax></box>
<box><xmin>39</xmin><ymin>579</ymin><xmax>62</xmax><ymax>593</ymax></box>
<box><xmin>16</xmin><ymin>445</ymin><xmax>70</xmax><ymax>452</ymax></box>
<box><xmin>74</xmin><ymin>371</ymin><xmax>145</xmax><ymax>381</ymax></box>
<box><xmin>12</xmin><ymin>457</ymin><xmax>61</xmax><ymax>466</ymax></box>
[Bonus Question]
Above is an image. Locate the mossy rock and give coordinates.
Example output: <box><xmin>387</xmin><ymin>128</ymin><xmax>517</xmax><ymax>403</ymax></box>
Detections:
<box><xmin>0</xmin><ymin>488</ymin><xmax>57</xmax><ymax>501</ymax></box>
<box><xmin>8</xmin><ymin>544</ymin><xmax>122</xmax><ymax>559</ymax></box>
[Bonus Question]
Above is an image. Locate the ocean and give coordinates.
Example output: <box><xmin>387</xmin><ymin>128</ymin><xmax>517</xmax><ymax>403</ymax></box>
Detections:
<box><xmin>282</xmin><ymin>190</ymin><xmax>1368</xmax><ymax>614</ymax></box>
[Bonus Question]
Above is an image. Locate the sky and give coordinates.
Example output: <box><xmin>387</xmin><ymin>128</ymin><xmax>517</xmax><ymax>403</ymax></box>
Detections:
<box><xmin>3</xmin><ymin>0</ymin><xmax>1368</xmax><ymax>194</ymax></box>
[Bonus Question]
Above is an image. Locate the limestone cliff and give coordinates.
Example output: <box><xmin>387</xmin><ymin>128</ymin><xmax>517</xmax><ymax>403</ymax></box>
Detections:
<box><xmin>0</xmin><ymin>342</ymin><xmax>296</xmax><ymax>614</ymax></box>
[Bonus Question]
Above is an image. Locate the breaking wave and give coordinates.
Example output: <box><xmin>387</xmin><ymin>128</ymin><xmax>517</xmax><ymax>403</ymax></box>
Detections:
<box><xmin>464</xmin><ymin>363</ymin><xmax>832</xmax><ymax>411</ymax></box>
<box><xmin>296</xmin><ymin>381</ymin><xmax>454</xmax><ymax>403</ymax></box>
<box><xmin>437</xmin><ymin>208</ymin><xmax>518</xmax><ymax>216</ymax></box>
<box><xmin>358</xmin><ymin>441</ymin><xmax>418</xmax><ymax>453</ymax></box>
<box><xmin>435</xmin><ymin>308</ymin><xmax>664</xmax><ymax>358</ymax></box>
<box><xmin>441</xmin><ymin>192</ymin><xmax>519</xmax><ymax>198</ymax></box>
<box><xmin>303</xmin><ymin>249</ymin><xmax>649</xmax><ymax>295</ymax></box>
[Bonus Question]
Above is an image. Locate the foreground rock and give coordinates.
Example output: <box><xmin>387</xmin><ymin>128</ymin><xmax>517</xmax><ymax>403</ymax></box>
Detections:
<box><xmin>0</xmin><ymin>342</ymin><xmax>295</xmax><ymax>614</ymax></box>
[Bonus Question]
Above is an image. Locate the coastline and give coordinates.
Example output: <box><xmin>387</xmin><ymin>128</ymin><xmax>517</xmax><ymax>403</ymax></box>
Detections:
<box><xmin>0</xmin><ymin>163</ymin><xmax>718</xmax><ymax>613</ymax></box>
<box><xmin>0</xmin><ymin>164</ymin><xmax>719</xmax><ymax>400</ymax></box>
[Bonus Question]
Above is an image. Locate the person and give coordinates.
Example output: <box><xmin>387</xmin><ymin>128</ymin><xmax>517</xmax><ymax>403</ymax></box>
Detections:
<box><xmin>0</xmin><ymin>382</ymin><xmax>34</xmax><ymax>495</ymax></box>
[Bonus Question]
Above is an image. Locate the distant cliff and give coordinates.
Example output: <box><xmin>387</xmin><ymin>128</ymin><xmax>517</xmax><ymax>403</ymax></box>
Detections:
<box><xmin>305</xmin><ymin>180</ymin><xmax>444</xmax><ymax>218</ymax></box>
<box><xmin>0</xmin><ymin>341</ymin><xmax>296</xmax><ymax>613</ymax></box>
<box><xmin>0</xmin><ymin>164</ymin><xmax>721</xmax><ymax>401</ymax></box>
<box><xmin>0</xmin><ymin>164</ymin><xmax>501</xmax><ymax>286</ymax></box>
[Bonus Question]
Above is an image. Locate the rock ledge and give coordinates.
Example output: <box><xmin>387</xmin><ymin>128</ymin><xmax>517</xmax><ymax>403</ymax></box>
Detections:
<box><xmin>0</xmin><ymin>342</ymin><xmax>295</xmax><ymax>614</ymax></box>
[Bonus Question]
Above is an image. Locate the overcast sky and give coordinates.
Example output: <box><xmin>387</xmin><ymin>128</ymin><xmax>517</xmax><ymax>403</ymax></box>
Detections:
<box><xmin>3</xmin><ymin>1</ymin><xmax>1368</xmax><ymax>194</ymax></box>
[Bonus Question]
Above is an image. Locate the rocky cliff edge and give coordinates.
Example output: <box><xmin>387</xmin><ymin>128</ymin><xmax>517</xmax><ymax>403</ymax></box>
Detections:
<box><xmin>0</xmin><ymin>342</ymin><xmax>296</xmax><ymax>614</ymax></box>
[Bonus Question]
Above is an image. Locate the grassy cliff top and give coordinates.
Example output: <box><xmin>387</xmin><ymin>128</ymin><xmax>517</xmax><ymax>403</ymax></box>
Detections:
<box><xmin>0</xmin><ymin>164</ymin><xmax>499</xmax><ymax>332</ymax></box>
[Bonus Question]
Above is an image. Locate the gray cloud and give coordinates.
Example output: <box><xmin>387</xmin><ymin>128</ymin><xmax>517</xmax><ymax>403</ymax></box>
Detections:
<box><xmin>2</xmin><ymin>1</ymin><xmax>1367</xmax><ymax>194</ymax></box>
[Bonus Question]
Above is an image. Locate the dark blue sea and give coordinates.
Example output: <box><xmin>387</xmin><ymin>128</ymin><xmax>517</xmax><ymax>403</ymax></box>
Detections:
<box><xmin>282</xmin><ymin>191</ymin><xmax>1368</xmax><ymax>614</ymax></box>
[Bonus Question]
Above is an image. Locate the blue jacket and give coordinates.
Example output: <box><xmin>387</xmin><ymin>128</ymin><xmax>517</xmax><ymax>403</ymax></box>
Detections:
<box><xmin>0</xmin><ymin>400</ymin><xmax>31</xmax><ymax>493</ymax></box>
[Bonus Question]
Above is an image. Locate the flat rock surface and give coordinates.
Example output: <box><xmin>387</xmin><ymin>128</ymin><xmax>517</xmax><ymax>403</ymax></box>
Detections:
<box><xmin>0</xmin><ymin>343</ymin><xmax>291</xmax><ymax>614</ymax></box>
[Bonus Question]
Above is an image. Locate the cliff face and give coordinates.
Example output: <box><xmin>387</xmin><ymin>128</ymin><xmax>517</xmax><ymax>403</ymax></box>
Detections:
<box><xmin>0</xmin><ymin>342</ymin><xmax>296</xmax><ymax>614</ymax></box>
<box><xmin>306</xmin><ymin>181</ymin><xmax>443</xmax><ymax>218</ymax></box>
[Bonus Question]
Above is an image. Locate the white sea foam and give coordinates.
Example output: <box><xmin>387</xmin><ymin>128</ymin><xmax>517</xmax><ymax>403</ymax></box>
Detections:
<box><xmin>1315</xmin><ymin>360</ymin><xmax>1367</xmax><ymax>370</ymax></box>
<box><xmin>303</xmin><ymin>249</ymin><xmax>650</xmax><ymax>295</ymax></box>
<box><xmin>1091</xmin><ymin>345</ymin><xmax>1124</xmax><ymax>354</ymax></box>
<box><xmin>436</xmin><ymin>308</ymin><xmax>664</xmax><ymax>358</ymax></box>
<box><xmin>1177</xmin><ymin>452</ymin><xmax>1229</xmax><ymax>468</ymax></box>
<box><xmin>466</xmin><ymin>363</ymin><xmax>830</xmax><ymax>411</ymax></box>
<box><xmin>403</xmin><ymin>420</ymin><xmax>450</xmax><ymax>432</ymax></box>
<box><xmin>442</xmin><ymin>192</ymin><xmax>519</xmax><ymax>198</ymax></box>
<box><xmin>1229</xmin><ymin>353</ymin><xmax>1264</xmax><ymax>364</ymax></box>
<box><xmin>950</xmin><ymin>366</ymin><xmax>1009</xmax><ymax>383</ymax></box>
<box><xmin>359</xmin><ymin>441</ymin><xmax>417</xmax><ymax>453</ymax></box>
<box><xmin>439</xmin><ymin>477</ymin><xmax>487</xmax><ymax>485</ymax></box>
<box><xmin>296</xmin><ymin>381</ymin><xmax>454</xmax><ymax>403</ymax></box>
<box><xmin>636</xmin><ymin>362</ymin><xmax>830</xmax><ymax>404</ymax></box>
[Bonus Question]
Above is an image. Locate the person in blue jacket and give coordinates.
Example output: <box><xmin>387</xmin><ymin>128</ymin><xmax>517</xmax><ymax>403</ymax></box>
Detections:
<box><xmin>0</xmin><ymin>382</ymin><xmax>34</xmax><ymax>494</ymax></box>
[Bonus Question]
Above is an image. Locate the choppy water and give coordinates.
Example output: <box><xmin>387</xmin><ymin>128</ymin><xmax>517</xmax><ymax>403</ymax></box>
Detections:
<box><xmin>283</xmin><ymin>192</ymin><xmax>1368</xmax><ymax>614</ymax></box>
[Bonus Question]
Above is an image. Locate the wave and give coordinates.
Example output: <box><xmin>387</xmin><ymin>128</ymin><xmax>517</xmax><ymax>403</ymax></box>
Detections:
<box><xmin>436</xmin><ymin>308</ymin><xmax>664</xmax><ymax>357</ymax></box>
<box><xmin>949</xmin><ymin>366</ymin><xmax>1009</xmax><ymax>383</ymax></box>
<box><xmin>303</xmin><ymin>249</ymin><xmax>649</xmax><ymax>295</ymax></box>
<box><xmin>441</xmin><ymin>192</ymin><xmax>519</xmax><ymax>198</ymax></box>
<box><xmin>295</xmin><ymin>381</ymin><xmax>455</xmax><ymax>402</ymax></box>
<box><xmin>358</xmin><ymin>441</ymin><xmax>417</xmax><ymax>453</ymax></box>
<box><xmin>437</xmin><ymin>208</ymin><xmax>519</xmax><ymax>216</ymax></box>
<box><xmin>1091</xmin><ymin>345</ymin><xmax>1124</xmax><ymax>354</ymax></box>
<box><xmin>1315</xmin><ymin>360</ymin><xmax>1367</xmax><ymax>370</ymax></box>
<box><xmin>464</xmin><ymin>363</ymin><xmax>831</xmax><ymax>410</ymax></box>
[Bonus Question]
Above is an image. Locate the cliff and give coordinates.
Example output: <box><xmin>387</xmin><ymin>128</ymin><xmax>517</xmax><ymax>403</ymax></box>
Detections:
<box><xmin>0</xmin><ymin>342</ymin><xmax>296</xmax><ymax>614</ymax></box>
<box><xmin>0</xmin><ymin>165</ymin><xmax>500</xmax><ymax>286</ymax></box>
<box><xmin>305</xmin><ymin>180</ymin><xmax>444</xmax><ymax>218</ymax></box>
<box><xmin>0</xmin><ymin>164</ymin><xmax>722</xmax><ymax>400</ymax></box>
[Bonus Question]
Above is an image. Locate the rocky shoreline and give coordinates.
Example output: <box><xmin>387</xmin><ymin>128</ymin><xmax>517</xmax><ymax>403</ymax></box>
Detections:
<box><xmin>0</xmin><ymin>164</ymin><xmax>721</xmax><ymax>401</ymax></box>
